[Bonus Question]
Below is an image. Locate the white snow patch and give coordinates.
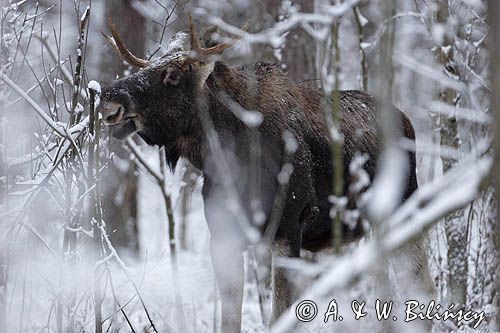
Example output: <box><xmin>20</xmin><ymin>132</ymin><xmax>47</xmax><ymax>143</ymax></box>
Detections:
<box><xmin>88</xmin><ymin>80</ymin><xmax>101</xmax><ymax>94</ymax></box>
<box><xmin>165</xmin><ymin>31</ymin><xmax>189</xmax><ymax>54</ymax></box>
<box><xmin>282</xmin><ymin>130</ymin><xmax>298</xmax><ymax>154</ymax></box>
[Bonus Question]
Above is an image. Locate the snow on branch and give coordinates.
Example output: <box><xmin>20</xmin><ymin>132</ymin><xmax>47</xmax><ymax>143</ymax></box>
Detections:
<box><xmin>194</xmin><ymin>0</ymin><xmax>361</xmax><ymax>46</ymax></box>
<box><xmin>0</xmin><ymin>72</ymin><xmax>67</xmax><ymax>138</ymax></box>
<box><xmin>0</xmin><ymin>71</ymin><xmax>90</xmax><ymax>166</ymax></box>
<box><xmin>393</xmin><ymin>52</ymin><xmax>467</xmax><ymax>92</ymax></box>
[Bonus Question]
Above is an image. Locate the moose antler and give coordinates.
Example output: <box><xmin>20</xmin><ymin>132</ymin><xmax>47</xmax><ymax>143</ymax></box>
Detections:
<box><xmin>188</xmin><ymin>13</ymin><xmax>232</xmax><ymax>59</ymax></box>
<box><xmin>185</xmin><ymin>13</ymin><xmax>248</xmax><ymax>66</ymax></box>
<box><xmin>103</xmin><ymin>18</ymin><xmax>150</xmax><ymax>68</ymax></box>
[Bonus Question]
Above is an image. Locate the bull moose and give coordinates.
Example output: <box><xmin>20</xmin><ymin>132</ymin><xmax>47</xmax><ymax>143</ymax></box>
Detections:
<box><xmin>97</xmin><ymin>16</ymin><xmax>434</xmax><ymax>332</ymax></box>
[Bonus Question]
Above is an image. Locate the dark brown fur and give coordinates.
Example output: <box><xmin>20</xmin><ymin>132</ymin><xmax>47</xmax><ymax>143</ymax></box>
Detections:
<box><xmin>99</xmin><ymin>48</ymin><xmax>422</xmax><ymax>331</ymax></box>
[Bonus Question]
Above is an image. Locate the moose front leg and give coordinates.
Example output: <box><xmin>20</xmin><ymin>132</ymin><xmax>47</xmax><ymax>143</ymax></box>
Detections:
<box><xmin>203</xmin><ymin>184</ymin><xmax>246</xmax><ymax>333</ymax></box>
<box><xmin>210</xmin><ymin>238</ymin><xmax>244</xmax><ymax>333</ymax></box>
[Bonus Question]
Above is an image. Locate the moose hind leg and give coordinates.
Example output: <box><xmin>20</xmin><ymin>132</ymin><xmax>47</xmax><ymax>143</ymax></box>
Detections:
<box><xmin>407</xmin><ymin>236</ymin><xmax>436</xmax><ymax>298</ymax></box>
<box><xmin>396</xmin><ymin>236</ymin><xmax>436</xmax><ymax>301</ymax></box>
<box><xmin>271</xmin><ymin>238</ymin><xmax>300</xmax><ymax>324</ymax></box>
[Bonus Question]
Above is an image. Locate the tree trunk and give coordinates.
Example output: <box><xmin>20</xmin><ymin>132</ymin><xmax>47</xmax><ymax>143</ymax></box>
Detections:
<box><xmin>256</xmin><ymin>0</ymin><xmax>319</xmax><ymax>86</ymax></box>
<box><xmin>487</xmin><ymin>1</ymin><xmax>500</xmax><ymax>330</ymax></box>
<box><xmin>99</xmin><ymin>0</ymin><xmax>146</xmax><ymax>253</ymax></box>
<box><xmin>432</xmin><ymin>0</ymin><xmax>468</xmax><ymax>308</ymax></box>
<box><xmin>263</xmin><ymin>0</ymin><xmax>317</xmax><ymax>85</ymax></box>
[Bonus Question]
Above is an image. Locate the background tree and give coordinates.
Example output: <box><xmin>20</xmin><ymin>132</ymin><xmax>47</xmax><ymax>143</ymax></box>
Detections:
<box><xmin>264</xmin><ymin>0</ymin><xmax>317</xmax><ymax>85</ymax></box>
<box><xmin>98</xmin><ymin>0</ymin><xmax>147</xmax><ymax>253</ymax></box>
<box><xmin>432</xmin><ymin>0</ymin><xmax>468</xmax><ymax>307</ymax></box>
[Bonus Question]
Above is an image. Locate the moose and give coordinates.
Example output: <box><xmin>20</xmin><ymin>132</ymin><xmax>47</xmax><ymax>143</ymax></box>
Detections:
<box><xmin>98</xmin><ymin>16</ymin><xmax>434</xmax><ymax>332</ymax></box>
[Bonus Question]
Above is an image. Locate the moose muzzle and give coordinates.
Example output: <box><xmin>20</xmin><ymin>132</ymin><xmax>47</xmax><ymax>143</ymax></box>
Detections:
<box><xmin>99</xmin><ymin>101</ymin><xmax>126</xmax><ymax>126</ymax></box>
<box><xmin>97</xmin><ymin>100</ymin><xmax>138</xmax><ymax>139</ymax></box>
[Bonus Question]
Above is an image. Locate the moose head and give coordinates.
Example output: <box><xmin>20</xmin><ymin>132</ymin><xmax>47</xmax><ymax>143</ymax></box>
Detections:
<box><xmin>98</xmin><ymin>16</ymin><xmax>240</xmax><ymax>161</ymax></box>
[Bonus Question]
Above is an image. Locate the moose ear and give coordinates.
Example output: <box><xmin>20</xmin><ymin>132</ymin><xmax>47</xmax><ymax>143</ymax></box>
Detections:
<box><xmin>163</xmin><ymin>67</ymin><xmax>182</xmax><ymax>86</ymax></box>
<box><xmin>183</xmin><ymin>13</ymin><xmax>235</xmax><ymax>88</ymax></box>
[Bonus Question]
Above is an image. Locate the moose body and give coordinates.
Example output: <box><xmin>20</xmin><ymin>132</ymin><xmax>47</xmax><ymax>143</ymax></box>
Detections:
<box><xmin>98</xmin><ymin>19</ymin><xmax>432</xmax><ymax>332</ymax></box>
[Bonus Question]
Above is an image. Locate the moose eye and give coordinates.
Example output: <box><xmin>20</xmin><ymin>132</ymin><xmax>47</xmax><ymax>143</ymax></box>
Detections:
<box><xmin>163</xmin><ymin>68</ymin><xmax>181</xmax><ymax>86</ymax></box>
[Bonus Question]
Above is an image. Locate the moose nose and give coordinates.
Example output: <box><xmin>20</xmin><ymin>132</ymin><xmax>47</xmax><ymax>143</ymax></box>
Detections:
<box><xmin>99</xmin><ymin>101</ymin><xmax>125</xmax><ymax>125</ymax></box>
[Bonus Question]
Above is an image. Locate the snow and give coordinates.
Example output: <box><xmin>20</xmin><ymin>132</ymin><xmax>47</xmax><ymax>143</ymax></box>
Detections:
<box><xmin>356</xmin><ymin>9</ymin><xmax>368</xmax><ymax>27</ymax></box>
<box><xmin>431</xmin><ymin>24</ymin><xmax>447</xmax><ymax>45</ymax></box>
<box><xmin>165</xmin><ymin>31</ymin><xmax>189</xmax><ymax>54</ymax></box>
<box><xmin>1</xmin><ymin>1</ymin><xmax>497</xmax><ymax>332</ymax></box>
<box><xmin>240</xmin><ymin>110</ymin><xmax>264</xmax><ymax>127</ymax></box>
<box><xmin>80</xmin><ymin>6</ymin><xmax>90</xmax><ymax>22</ymax></box>
<box><xmin>88</xmin><ymin>80</ymin><xmax>101</xmax><ymax>94</ymax></box>
<box><xmin>365</xmin><ymin>145</ymin><xmax>408</xmax><ymax>224</ymax></box>
<box><xmin>277</xmin><ymin>162</ymin><xmax>294</xmax><ymax>185</ymax></box>
<box><xmin>282</xmin><ymin>130</ymin><xmax>298</xmax><ymax>154</ymax></box>
<box><xmin>348</xmin><ymin>153</ymin><xmax>370</xmax><ymax>195</ymax></box>
<box><xmin>360</xmin><ymin>42</ymin><xmax>371</xmax><ymax>49</ymax></box>
<box><xmin>75</xmin><ymin>102</ymin><xmax>84</xmax><ymax>113</ymax></box>
<box><xmin>441</xmin><ymin>45</ymin><xmax>452</xmax><ymax>56</ymax></box>
<box><xmin>222</xmin><ymin>93</ymin><xmax>263</xmax><ymax>128</ymax></box>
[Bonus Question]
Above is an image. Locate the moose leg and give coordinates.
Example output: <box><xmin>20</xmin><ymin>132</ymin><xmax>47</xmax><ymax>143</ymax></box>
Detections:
<box><xmin>210</xmin><ymin>239</ymin><xmax>244</xmax><ymax>333</ymax></box>
<box><xmin>271</xmin><ymin>237</ymin><xmax>300</xmax><ymax>323</ymax></box>
<box><xmin>392</xmin><ymin>237</ymin><xmax>435</xmax><ymax>331</ymax></box>
<box><xmin>204</xmin><ymin>185</ymin><xmax>246</xmax><ymax>333</ymax></box>
<box><xmin>403</xmin><ymin>237</ymin><xmax>436</xmax><ymax>298</ymax></box>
